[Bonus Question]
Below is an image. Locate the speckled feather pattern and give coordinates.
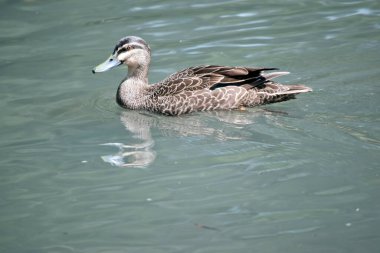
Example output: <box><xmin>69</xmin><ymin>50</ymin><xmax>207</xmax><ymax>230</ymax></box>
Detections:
<box><xmin>94</xmin><ymin>36</ymin><xmax>312</xmax><ymax>116</ymax></box>
<box><xmin>118</xmin><ymin>65</ymin><xmax>311</xmax><ymax>116</ymax></box>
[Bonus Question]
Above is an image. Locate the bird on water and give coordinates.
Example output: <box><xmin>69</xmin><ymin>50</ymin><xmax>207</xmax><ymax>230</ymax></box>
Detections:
<box><xmin>92</xmin><ymin>36</ymin><xmax>312</xmax><ymax>116</ymax></box>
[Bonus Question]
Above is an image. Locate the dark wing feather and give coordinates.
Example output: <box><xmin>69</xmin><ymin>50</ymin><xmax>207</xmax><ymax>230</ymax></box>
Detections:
<box><xmin>149</xmin><ymin>65</ymin><xmax>278</xmax><ymax>96</ymax></box>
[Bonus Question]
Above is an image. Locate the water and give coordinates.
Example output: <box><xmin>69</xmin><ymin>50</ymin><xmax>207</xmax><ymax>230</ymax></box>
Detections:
<box><xmin>1</xmin><ymin>0</ymin><xmax>379</xmax><ymax>252</ymax></box>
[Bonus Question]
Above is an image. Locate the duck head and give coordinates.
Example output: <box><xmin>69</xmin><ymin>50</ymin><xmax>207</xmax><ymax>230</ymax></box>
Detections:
<box><xmin>92</xmin><ymin>36</ymin><xmax>151</xmax><ymax>74</ymax></box>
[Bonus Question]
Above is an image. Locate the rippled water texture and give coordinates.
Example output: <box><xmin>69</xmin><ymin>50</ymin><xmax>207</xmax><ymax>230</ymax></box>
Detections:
<box><xmin>1</xmin><ymin>0</ymin><xmax>379</xmax><ymax>252</ymax></box>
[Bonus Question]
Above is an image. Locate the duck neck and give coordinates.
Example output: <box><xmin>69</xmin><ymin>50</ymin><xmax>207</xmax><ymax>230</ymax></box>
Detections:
<box><xmin>128</xmin><ymin>63</ymin><xmax>149</xmax><ymax>81</ymax></box>
<box><xmin>116</xmin><ymin>64</ymin><xmax>150</xmax><ymax>109</ymax></box>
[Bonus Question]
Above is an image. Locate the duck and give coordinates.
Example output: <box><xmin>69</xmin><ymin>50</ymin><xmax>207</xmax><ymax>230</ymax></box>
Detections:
<box><xmin>92</xmin><ymin>36</ymin><xmax>312</xmax><ymax>116</ymax></box>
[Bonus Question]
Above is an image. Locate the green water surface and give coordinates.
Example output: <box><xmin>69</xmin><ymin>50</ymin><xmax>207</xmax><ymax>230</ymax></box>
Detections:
<box><xmin>1</xmin><ymin>0</ymin><xmax>379</xmax><ymax>252</ymax></box>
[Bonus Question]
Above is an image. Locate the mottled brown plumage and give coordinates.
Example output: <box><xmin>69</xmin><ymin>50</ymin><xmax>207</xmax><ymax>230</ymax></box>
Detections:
<box><xmin>93</xmin><ymin>36</ymin><xmax>312</xmax><ymax>116</ymax></box>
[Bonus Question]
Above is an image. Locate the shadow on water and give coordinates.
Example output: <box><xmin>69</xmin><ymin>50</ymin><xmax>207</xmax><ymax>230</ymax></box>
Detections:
<box><xmin>100</xmin><ymin>109</ymin><xmax>288</xmax><ymax>168</ymax></box>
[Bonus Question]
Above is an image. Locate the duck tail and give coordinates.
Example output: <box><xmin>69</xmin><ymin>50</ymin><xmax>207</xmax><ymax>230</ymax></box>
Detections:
<box><xmin>261</xmin><ymin>71</ymin><xmax>312</xmax><ymax>94</ymax></box>
<box><xmin>245</xmin><ymin>82</ymin><xmax>312</xmax><ymax>106</ymax></box>
<box><xmin>279</xmin><ymin>84</ymin><xmax>313</xmax><ymax>94</ymax></box>
<box><xmin>262</xmin><ymin>71</ymin><xmax>290</xmax><ymax>81</ymax></box>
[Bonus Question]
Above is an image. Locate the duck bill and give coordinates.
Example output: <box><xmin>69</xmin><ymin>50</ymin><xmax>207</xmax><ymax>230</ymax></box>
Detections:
<box><xmin>92</xmin><ymin>55</ymin><xmax>122</xmax><ymax>74</ymax></box>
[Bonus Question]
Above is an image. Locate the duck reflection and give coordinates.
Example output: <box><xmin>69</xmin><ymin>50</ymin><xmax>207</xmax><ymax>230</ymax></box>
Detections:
<box><xmin>101</xmin><ymin>109</ymin><xmax>286</xmax><ymax>168</ymax></box>
<box><xmin>100</xmin><ymin>111</ymin><xmax>156</xmax><ymax>168</ymax></box>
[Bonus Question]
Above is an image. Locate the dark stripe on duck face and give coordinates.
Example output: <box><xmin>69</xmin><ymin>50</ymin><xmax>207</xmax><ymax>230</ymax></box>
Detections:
<box><xmin>113</xmin><ymin>36</ymin><xmax>150</xmax><ymax>54</ymax></box>
<box><xmin>115</xmin><ymin>44</ymin><xmax>146</xmax><ymax>56</ymax></box>
<box><xmin>113</xmin><ymin>37</ymin><xmax>131</xmax><ymax>54</ymax></box>
<box><xmin>117</xmin><ymin>47</ymin><xmax>128</xmax><ymax>55</ymax></box>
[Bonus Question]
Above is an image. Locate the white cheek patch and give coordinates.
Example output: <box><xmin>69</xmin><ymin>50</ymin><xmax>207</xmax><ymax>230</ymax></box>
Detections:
<box><xmin>117</xmin><ymin>51</ymin><xmax>131</xmax><ymax>61</ymax></box>
<box><xmin>117</xmin><ymin>49</ymin><xmax>145</xmax><ymax>62</ymax></box>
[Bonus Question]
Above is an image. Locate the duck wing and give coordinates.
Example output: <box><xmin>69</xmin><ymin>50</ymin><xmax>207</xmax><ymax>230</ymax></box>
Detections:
<box><xmin>149</xmin><ymin>65</ymin><xmax>279</xmax><ymax>96</ymax></box>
